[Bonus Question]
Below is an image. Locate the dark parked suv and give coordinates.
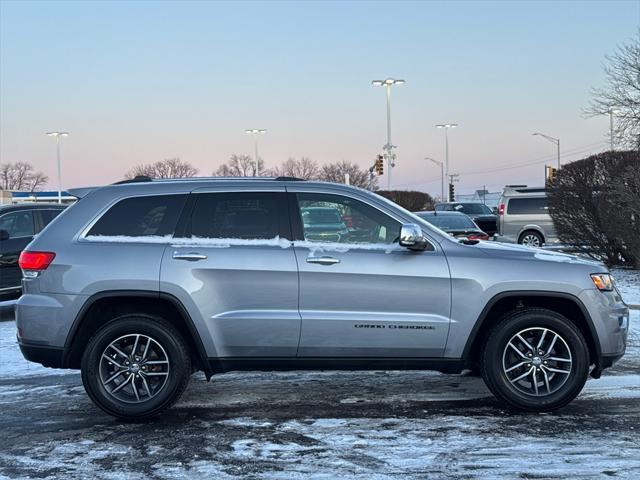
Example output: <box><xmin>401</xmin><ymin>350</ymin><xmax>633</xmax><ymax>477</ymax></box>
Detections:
<box><xmin>0</xmin><ymin>203</ymin><xmax>66</xmax><ymax>300</ymax></box>
<box><xmin>16</xmin><ymin>178</ymin><xmax>628</xmax><ymax>419</ymax></box>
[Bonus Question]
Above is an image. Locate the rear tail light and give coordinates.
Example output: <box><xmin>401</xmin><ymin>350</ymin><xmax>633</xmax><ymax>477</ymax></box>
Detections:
<box><xmin>468</xmin><ymin>234</ymin><xmax>489</xmax><ymax>241</ymax></box>
<box><xmin>19</xmin><ymin>251</ymin><xmax>56</xmax><ymax>271</ymax></box>
<box><xmin>498</xmin><ymin>203</ymin><xmax>505</xmax><ymax>215</ymax></box>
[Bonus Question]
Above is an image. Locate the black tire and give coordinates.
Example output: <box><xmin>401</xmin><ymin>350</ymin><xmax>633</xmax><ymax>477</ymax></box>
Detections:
<box><xmin>480</xmin><ymin>308</ymin><xmax>589</xmax><ymax>412</ymax></box>
<box><xmin>81</xmin><ymin>314</ymin><xmax>191</xmax><ymax>420</ymax></box>
<box><xmin>518</xmin><ymin>230</ymin><xmax>544</xmax><ymax>247</ymax></box>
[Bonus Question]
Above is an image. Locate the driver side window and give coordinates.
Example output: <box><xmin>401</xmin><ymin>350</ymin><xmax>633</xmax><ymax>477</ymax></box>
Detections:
<box><xmin>295</xmin><ymin>193</ymin><xmax>400</xmax><ymax>244</ymax></box>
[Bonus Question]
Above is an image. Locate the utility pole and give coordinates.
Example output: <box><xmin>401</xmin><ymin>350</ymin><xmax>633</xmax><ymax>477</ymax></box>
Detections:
<box><xmin>608</xmin><ymin>107</ymin><xmax>620</xmax><ymax>151</ymax></box>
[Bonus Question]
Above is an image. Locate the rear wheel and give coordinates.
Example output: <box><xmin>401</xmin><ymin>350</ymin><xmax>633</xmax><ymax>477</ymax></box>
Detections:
<box><xmin>81</xmin><ymin>315</ymin><xmax>191</xmax><ymax>419</ymax></box>
<box><xmin>480</xmin><ymin>308</ymin><xmax>589</xmax><ymax>411</ymax></box>
<box><xmin>518</xmin><ymin>230</ymin><xmax>543</xmax><ymax>247</ymax></box>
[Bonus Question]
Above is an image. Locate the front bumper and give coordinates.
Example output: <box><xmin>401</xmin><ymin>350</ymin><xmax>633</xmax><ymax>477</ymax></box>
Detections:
<box><xmin>579</xmin><ymin>288</ymin><xmax>629</xmax><ymax>374</ymax></box>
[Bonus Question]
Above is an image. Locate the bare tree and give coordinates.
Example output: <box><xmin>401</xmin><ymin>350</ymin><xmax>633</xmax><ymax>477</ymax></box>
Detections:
<box><xmin>585</xmin><ymin>33</ymin><xmax>640</xmax><ymax>149</ymax></box>
<box><xmin>213</xmin><ymin>154</ymin><xmax>264</xmax><ymax>177</ymax></box>
<box><xmin>319</xmin><ymin>160</ymin><xmax>375</xmax><ymax>189</ymax></box>
<box><xmin>270</xmin><ymin>157</ymin><xmax>320</xmax><ymax>179</ymax></box>
<box><xmin>0</xmin><ymin>162</ymin><xmax>49</xmax><ymax>191</ymax></box>
<box><xmin>548</xmin><ymin>150</ymin><xmax>640</xmax><ymax>268</ymax></box>
<box><xmin>376</xmin><ymin>190</ymin><xmax>435</xmax><ymax>211</ymax></box>
<box><xmin>126</xmin><ymin>158</ymin><xmax>198</xmax><ymax>179</ymax></box>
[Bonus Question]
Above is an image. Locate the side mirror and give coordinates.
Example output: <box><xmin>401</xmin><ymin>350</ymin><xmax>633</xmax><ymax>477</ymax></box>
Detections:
<box><xmin>399</xmin><ymin>223</ymin><xmax>427</xmax><ymax>251</ymax></box>
<box><xmin>0</xmin><ymin>229</ymin><xmax>9</xmax><ymax>241</ymax></box>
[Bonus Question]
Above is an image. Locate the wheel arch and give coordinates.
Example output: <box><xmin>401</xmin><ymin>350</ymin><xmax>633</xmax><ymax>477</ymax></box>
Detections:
<box><xmin>63</xmin><ymin>290</ymin><xmax>212</xmax><ymax>378</ymax></box>
<box><xmin>462</xmin><ymin>291</ymin><xmax>602</xmax><ymax>375</ymax></box>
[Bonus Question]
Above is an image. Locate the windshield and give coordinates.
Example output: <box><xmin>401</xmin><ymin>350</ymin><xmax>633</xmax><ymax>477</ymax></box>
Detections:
<box><xmin>417</xmin><ymin>214</ymin><xmax>476</xmax><ymax>230</ymax></box>
<box><xmin>301</xmin><ymin>208</ymin><xmax>343</xmax><ymax>225</ymax></box>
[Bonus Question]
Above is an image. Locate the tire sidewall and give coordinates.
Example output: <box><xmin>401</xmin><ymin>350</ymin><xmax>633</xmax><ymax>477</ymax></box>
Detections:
<box><xmin>483</xmin><ymin>311</ymin><xmax>589</xmax><ymax>411</ymax></box>
<box><xmin>81</xmin><ymin>316</ymin><xmax>190</xmax><ymax>419</ymax></box>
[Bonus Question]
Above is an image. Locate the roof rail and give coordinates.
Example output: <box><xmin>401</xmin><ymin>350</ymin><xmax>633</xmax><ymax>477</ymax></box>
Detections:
<box><xmin>274</xmin><ymin>176</ymin><xmax>305</xmax><ymax>182</ymax></box>
<box><xmin>112</xmin><ymin>176</ymin><xmax>153</xmax><ymax>185</ymax></box>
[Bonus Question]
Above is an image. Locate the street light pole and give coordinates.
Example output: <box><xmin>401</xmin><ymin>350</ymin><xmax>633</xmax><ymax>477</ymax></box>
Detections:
<box><xmin>45</xmin><ymin>131</ymin><xmax>69</xmax><ymax>204</ymax></box>
<box><xmin>425</xmin><ymin>157</ymin><xmax>444</xmax><ymax>201</ymax></box>
<box><xmin>435</xmin><ymin>124</ymin><xmax>458</xmax><ymax>200</ymax></box>
<box><xmin>372</xmin><ymin>78</ymin><xmax>405</xmax><ymax>190</ymax></box>
<box><xmin>244</xmin><ymin>129</ymin><xmax>266</xmax><ymax>176</ymax></box>
<box><xmin>608</xmin><ymin>108</ymin><xmax>620</xmax><ymax>151</ymax></box>
<box><xmin>532</xmin><ymin>132</ymin><xmax>560</xmax><ymax>170</ymax></box>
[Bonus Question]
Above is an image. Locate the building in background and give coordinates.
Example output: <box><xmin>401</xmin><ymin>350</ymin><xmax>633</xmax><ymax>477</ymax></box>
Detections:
<box><xmin>5</xmin><ymin>190</ymin><xmax>76</xmax><ymax>204</ymax></box>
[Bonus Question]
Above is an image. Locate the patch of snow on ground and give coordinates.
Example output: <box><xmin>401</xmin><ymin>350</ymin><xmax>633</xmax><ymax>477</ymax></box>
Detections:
<box><xmin>612</xmin><ymin>269</ymin><xmax>640</xmax><ymax>305</ymax></box>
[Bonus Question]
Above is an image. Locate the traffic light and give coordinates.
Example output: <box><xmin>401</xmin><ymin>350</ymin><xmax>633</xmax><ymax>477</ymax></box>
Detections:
<box><xmin>545</xmin><ymin>165</ymin><xmax>557</xmax><ymax>186</ymax></box>
<box><xmin>448</xmin><ymin>182</ymin><xmax>455</xmax><ymax>202</ymax></box>
<box><xmin>374</xmin><ymin>155</ymin><xmax>384</xmax><ymax>176</ymax></box>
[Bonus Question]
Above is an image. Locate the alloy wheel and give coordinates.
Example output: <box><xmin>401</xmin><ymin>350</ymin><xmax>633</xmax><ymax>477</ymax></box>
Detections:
<box><xmin>501</xmin><ymin>327</ymin><xmax>572</xmax><ymax>397</ymax></box>
<box><xmin>521</xmin><ymin>234</ymin><xmax>541</xmax><ymax>246</ymax></box>
<box><xmin>99</xmin><ymin>334</ymin><xmax>170</xmax><ymax>403</ymax></box>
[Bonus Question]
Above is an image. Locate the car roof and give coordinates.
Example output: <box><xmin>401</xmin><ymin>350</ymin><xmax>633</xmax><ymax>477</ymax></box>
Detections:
<box><xmin>415</xmin><ymin>210</ymin><xmax>468</xmax><ymax>216</ymax></box>
<box><xmin>67</xmin><ymin>176</ymin><xmax>372</xmax><ymax>199</ymax></box>
<box><xmin>502</xmin><ymin>186</ymin><xmax>547</xmax><ymax>197</ymax></box>
<box><xmin>0</xmin><ymin>203</ymin><xmax>67</xmax><ymax>212</ymax></box>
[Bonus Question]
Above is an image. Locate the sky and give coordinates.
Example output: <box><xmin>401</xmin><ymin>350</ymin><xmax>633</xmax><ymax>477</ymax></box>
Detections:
<box><xmin>0</xmin><ymin>0</ymin><xmax>638</xmax><ymax>197</ymax></box>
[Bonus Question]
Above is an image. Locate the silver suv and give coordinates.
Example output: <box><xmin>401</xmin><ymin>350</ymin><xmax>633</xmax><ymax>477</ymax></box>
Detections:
<box><xmin>16</xmin><ymin>177</ymin><xmax>629</xmax><ymax>418</ymax></box>
<box><xmin>497</xmin><ymin>186</ymin><xmax>557</xmax><ymax>246</ymax></box>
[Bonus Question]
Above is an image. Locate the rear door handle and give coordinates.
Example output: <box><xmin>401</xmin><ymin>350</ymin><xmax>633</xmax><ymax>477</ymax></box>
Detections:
<box><xmin>173</xmin><ymin>252</ymin><xmax>208</xmax><ymax>261</ymax></box>
<box><xmin>306</xmin><ymin>256</ymin><xmax>340</xmax><ymax>265</ymax></box>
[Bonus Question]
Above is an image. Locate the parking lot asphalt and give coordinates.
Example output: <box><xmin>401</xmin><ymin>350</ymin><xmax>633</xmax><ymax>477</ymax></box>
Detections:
<box><xmin>1</xmin><ymin>307</ymin><xmax>639</xmax><ymax>479</ymax></box>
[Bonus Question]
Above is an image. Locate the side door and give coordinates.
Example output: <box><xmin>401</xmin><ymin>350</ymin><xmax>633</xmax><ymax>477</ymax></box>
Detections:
<box><xmin>160</xmin><ymin>188</ymin><xmax>300</xmax><ymax>358</ymax></box>
<box><xmin>0</xmin><ymin>209</ymin><xmax>35</xmax><ymax>293</ymax></box>
<box><xmin>291</xmin><ymin>190</ymin><xmax>451</xmax><ymax>358</ymax></box>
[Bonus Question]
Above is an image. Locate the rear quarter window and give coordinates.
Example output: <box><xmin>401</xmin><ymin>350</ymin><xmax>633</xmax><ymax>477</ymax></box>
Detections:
<box><xmin>87</xmin><ymin>195</ymin><xmax>187</xmax><ymax>237</ymax></box>
<box><xmin>506</xmin><ymin>197</ymin><xmax>548</xmax><ymax>215</ymax></box>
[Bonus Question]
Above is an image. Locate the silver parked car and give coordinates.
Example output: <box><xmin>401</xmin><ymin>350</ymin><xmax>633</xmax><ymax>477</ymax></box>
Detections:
<box><xmin>16</xmin><ymin>177</ymin><xmax>628</xmax><ymax>418</ymax></box>
<box><xmin>496</xmin><ymin>186</ymin><xmax>558</xmax><ymax>246</ymax></box>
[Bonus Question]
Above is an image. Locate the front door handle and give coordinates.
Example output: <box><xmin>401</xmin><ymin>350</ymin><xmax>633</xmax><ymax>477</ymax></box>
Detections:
<box><xmin>306</xmin><ymin>256</ymin><xmax>341</xmax><ymax>266</ymax></box>
<box><xmin>173</xmin><ymin>252</ymin><xmax>208</xmax><ymax>261</ymax></box>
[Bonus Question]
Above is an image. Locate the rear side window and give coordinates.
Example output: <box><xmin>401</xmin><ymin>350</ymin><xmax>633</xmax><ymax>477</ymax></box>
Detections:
<box><xmin>507</xmin><ymin>197</ymin><xmax>548</xmax><ymax>215</ymax></box>
<box><xmin>40</xmin><ymin>209</ymin><xmax>64</xmax><ymax>226</ymax></box>
<box><xmin>189</xmin><ymin>192</ymin><xmax>287</xmax><ymax>240</ymax></box>
<box><xmin>88</xmin><ymin>195</ymin><xmax>187</xmax><ymax>237</ymax></box>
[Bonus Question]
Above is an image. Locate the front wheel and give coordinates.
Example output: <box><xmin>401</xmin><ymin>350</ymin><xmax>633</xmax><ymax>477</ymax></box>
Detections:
<box><xmin>81</xmin><ymin>315</ymin><xmax>191</xmax><ymax>419</ymax></box>
<box><xmin>480</xmin><ymin>308</ymin><xmax>589</xmax><ymax>412</ymax></box>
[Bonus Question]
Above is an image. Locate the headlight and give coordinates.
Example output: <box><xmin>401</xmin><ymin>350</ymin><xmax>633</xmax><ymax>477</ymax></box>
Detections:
<box><xmin>591</xmin><ymin>273</ymin><xmax>614</xmax><ymax>291</ymax></box>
